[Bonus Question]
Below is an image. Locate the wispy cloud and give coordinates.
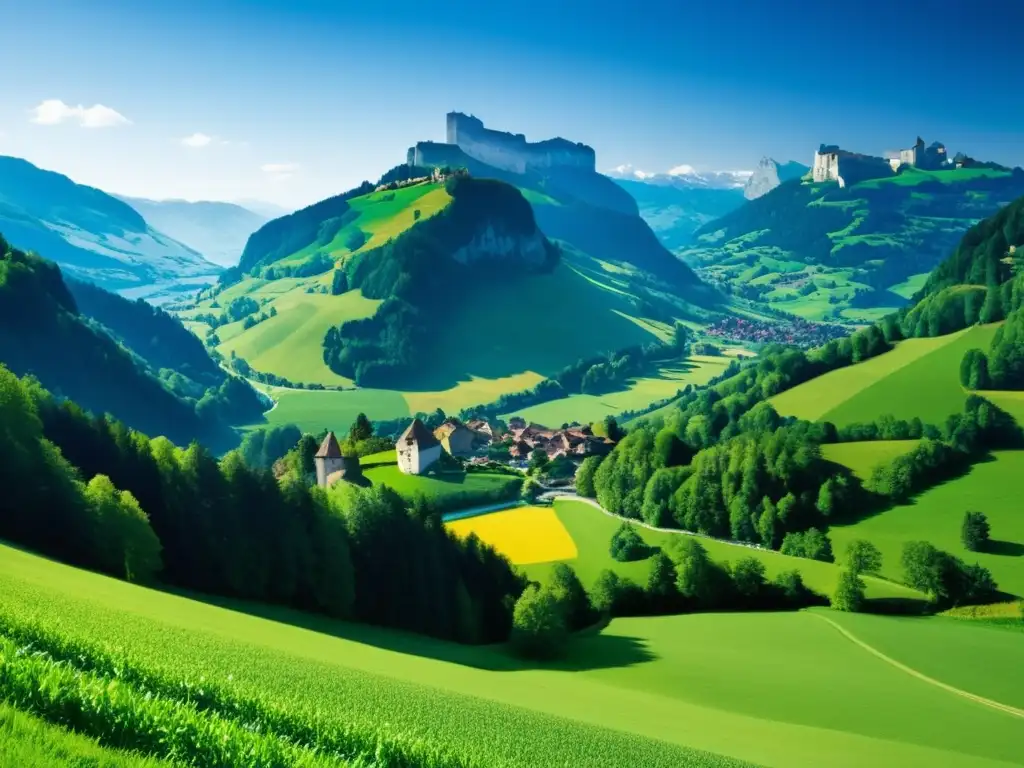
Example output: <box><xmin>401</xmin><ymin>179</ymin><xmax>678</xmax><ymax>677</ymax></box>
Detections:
<box><xmin>261</xmin><ymin>162</ymin><xmax>298</xmax><ymax>180</ymax></box>
<box><xmin>29</xmin><ymin>99</ymin><xmax>131</xmax><ymax>128</ymax></box>
<box><xmin>181</xmin><ymin>132</ymin><xmax>213</xmax><ymax>148</ymax></box>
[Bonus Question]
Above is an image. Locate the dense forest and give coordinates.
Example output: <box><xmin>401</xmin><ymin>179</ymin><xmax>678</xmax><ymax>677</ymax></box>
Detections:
<box><xmin>0</xmin><ymin>236</ymin><xmax>265</xmax><ymax>445</ymax></box>
<box><xmin>322</xmin><ymin>176</ymin><xmax>560</xmax><ymax>386</ymax></box>
<box><xmin>0</xmin><ymin>365</ymin><xmax>526</xmax><ymax>644</ymax></box>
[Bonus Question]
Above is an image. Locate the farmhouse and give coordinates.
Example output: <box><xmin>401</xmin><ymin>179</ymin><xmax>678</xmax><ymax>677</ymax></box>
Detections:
<box><xmin>397</xmin><ymin>418</ymin><xmax>443</xmax><ymax>475</ymax></box>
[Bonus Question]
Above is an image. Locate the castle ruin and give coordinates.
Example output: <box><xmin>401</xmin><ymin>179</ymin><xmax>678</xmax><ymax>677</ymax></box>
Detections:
<box><xmin>813</xmin><ymin>136</ymin><xmax>951</xmax><ymax>187</ymax></box>
<box><xmin>407</xmin><ymin>112</ymin><xmax>596</xmax><ymax>174</ymax></box>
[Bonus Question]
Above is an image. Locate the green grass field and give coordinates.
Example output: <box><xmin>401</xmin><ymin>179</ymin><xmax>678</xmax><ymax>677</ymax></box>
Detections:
<box><xmin>1</xmin><ymin>539</ymin><xmax>1021</xmax><ymax>768</ymax></box>
<box><xmin>821</xmin><ymin>609</ymin><xmax>1024</xmax><ymax>711</ymax></box>
<box><xmin>829</xmin><ymin>450</ymin><xmax>1024</xmax><ymax>599</ymax></box>
<box><xmin>855</xmin><ymin>167</ymin><xmax>1011</xmax><ymax>189</ymax></box>
<box><xmin>505</xmin><ymin>358</ymin><xmax>732</xmax><ymax>425</ymax></box>
<box><xmin>345</xmin><ymin>451</ymin><xmax>522</xmax><ymax>510</ymax></box>
<box><xmin>889</xmin><ymin>272</ymin><xmax>930</xmax><ymax>300</ymax></box>
<box><xmin>770</xmin><ymin>324</ymin><xmax>1000</xmax><ymax>427</ymax></box>
<box><xmin>218</xmin><ymin>289</ymin><xmax>381</xmax><ymax>386</ymax></box>
<box><xmin>522</xmin><ymin>500</ymin><xmax>923</xmax><ymax>603</ymax></box>
<box><xmin>0</xmin><ymin>701</ymin><xmax>168</xmax><ymax>768</ymax></box>
<box><xmin>261</xmin><ymin>386</ymin><xmax>412</xmax><ymax>433</ymax></box>
<box><xmin>821</xmin><ymin>440</ymin><xmax>921</xmax><ymax>480</ymax></box>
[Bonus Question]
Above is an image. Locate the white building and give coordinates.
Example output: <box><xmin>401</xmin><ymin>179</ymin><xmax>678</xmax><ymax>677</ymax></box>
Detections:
<box><xmin>314</xmin><ymin>432</ymin><xmax>344</xmax><ymax>487</ymax></box>
<box><xmin>397</xmin><ymin>418</ymin><xmax>442</xmax><ymax>475</ymax></box>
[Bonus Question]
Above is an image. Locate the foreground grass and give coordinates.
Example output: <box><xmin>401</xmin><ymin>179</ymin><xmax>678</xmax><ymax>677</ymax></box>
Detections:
<box><xmin>2</xmin><ymin>542</ymin><xmax>1022</xmax><ymax>767</ymax></box>
<box><xmin>829</xmin><ymin>450</ymin><xmax>1024</xmax><ymax>599</ymax></box>
<box><xmin>522</xmin><ymin>500</ymin><xmax>923</xmax><ymax>602</ymax></box>
<box><xmin>0</xmin><ymin>701</ymin><xmax>168</xmax><ymax>768</ymax></box>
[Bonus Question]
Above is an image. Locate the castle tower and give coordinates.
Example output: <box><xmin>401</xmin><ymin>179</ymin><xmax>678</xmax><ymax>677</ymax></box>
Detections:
<box><xmin>314</xmin><ymin>431</ymin><xmax>344</xmax><ymax>487</ymax></box>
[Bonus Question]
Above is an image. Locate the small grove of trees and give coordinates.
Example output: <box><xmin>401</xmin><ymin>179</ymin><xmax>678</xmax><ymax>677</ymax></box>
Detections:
<box><xmin>511</xmin><ymin>564</ymin><xmax>596</xmax><ymax>659</ymax></box>
<box><xmin>901</xmin><ymin>541</ymin><xmax>997</xmax><ymax>609</ymax></box>
<box><xmin>961</xmin><ymin>511</ymin><xmax>991</xmax><ymax>552</ymax></box>
<box><xmin>831</xmin><ymin>539</ymin><xmax>882</xmax><ymax>613</ymax></box>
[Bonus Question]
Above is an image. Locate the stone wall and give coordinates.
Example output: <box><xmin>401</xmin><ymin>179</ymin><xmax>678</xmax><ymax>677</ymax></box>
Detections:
<box><xmin>444</xmin><ymin>112</ymin><xmax>596</xmax><ymax>174</ymax></box>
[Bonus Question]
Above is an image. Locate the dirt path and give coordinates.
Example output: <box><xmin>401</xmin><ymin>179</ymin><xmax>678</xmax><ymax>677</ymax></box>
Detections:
<box><xmin>810</xmin><ymin>612</ymin><xmax>1024</xmax><ymax>720</ymax></box>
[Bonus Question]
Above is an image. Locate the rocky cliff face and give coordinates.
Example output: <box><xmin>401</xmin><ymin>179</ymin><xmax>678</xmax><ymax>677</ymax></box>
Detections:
<box><xmin>744</xmin><ymin>158</ymin><xmax>810</xmax><ymax>200</ymax></box>
<box><xmin>450</xmin><ymin>221</ymin><xmax>550</xmax><ymax>268</ymax></box>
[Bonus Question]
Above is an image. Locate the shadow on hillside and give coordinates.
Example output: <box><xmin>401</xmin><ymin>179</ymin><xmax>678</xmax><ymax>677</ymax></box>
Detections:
<box><xmin>176</xmin><ymin>589</ymin><xmax>658</xmax><ymax>672</ymax></box>
<box><xmin>862</xmin><ymin>597</ymin><xmax>931</xmax><ymax>616</ymax></box>
<box><xmin>987</xmin><ymin>539</ymin><xmax>1024</xmax><ymax>557</ymax></box>
<box><xmin>826</xmin><ymin>452</ymin><xmax>995</xmax><ymax>529</ymax></box>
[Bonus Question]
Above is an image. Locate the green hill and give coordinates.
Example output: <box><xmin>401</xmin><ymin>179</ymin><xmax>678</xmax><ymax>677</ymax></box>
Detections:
<box><xmin>0</xmin><ymin>234</ymin><xmax>264</xmax><ymax>445</ymax></box>
<box><xmin>0</xmin><ymin>155</ymin><xmax>221</xmax><ymax>293</ymax></box>
<box><xmin>180</xmin><ymin>160</ymin><xmax>725</xmax><ymax>428</ymax></box>
<box><xmin>682</xmin><ymin>166</ymin><xmax>1024</xmax><ymax>323</ymax></box>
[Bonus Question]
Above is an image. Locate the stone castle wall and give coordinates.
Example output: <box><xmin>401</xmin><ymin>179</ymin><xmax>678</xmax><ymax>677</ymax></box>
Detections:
<box><xmin>444</xmin><ymin>112</ymin><xmax>596</xmax><ymax>174</ymax></box>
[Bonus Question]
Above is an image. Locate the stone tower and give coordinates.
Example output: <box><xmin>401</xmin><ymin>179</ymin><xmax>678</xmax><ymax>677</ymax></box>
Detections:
<box><xmin>314</xmin><ymin>431</ymin><xmax>344</xmax><ymax>488</ymax></box>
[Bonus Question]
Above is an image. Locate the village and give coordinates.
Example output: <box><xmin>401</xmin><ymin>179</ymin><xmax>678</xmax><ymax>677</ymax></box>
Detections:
<box><xmin>314</xmin><ymin>415</ymin><xmax>616</xmax><ymax>488</ymax></box>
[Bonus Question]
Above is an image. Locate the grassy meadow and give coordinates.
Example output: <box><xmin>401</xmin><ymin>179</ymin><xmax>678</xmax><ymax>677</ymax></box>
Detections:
<box><xmin>821</xmin><ymin>440</ymin><xmax>921</xmax><ymax>480</ymax></box>
<box><xmin>506</xmin><ymin>358</ymin><xmax>732</xmax><ymax>426</ymax></box>
<box><xmin>519</xmin><ymin>500</ymin><xmax>922</xmax><ymax>603</ymax></box>
<box><xmin>828</xmin><ymin>450</ymin><xmax>1024</xmax><ymax>599</ymax></box>
<box><xmin>770</xmin><ymin>324</ymin><xmax>1000</xmax><ymax>426</ymax></box>
<box><xmin>1</xmin><ymin>538</ymin><xmax>1022</xmax><ymax>768</ymax></box>
<box><xmin>344</xmin><ymin>450</ymin><xmax>522</xmax><ymax>510</ymax></box>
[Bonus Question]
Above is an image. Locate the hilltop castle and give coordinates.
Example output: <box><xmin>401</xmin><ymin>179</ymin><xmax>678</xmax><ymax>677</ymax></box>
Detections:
<box><xmin>812</xmin><ymin>136</ymin><xmax>951</xmax><ymax>187</ymax></box>
<box><xmin>407</xmin><ymin>112</ymin><xmax>596</xmax><ymax>174</ymax></box>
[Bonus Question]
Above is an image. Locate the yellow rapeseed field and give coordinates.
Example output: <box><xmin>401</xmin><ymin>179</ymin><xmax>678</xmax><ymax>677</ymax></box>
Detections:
<box><xmin>445</xmin><ymin>506</ymin><xmax>578</xmax><ymax>565</ymax></box>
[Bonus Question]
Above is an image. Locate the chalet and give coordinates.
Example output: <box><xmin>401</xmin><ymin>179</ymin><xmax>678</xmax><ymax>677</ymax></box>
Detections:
<box><xmin>397</xmin><ymin>418</ymin><xmax>442</xmax><ymax>475</ymax></box>
<box><xmin>465</xmin><ymin>419</ymin><xmax>495</xmax><ymax>445</ymax></box>
<box><xmin>434</xmin><ymin>418</ymin><xmax>476</xmax><ymax>456</ymax></box>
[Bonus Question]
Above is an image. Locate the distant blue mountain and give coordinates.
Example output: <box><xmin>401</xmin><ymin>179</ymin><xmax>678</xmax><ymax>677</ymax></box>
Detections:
<box><xmin>0</xmin><ymin>156</ymin><xmax>220</xmax><ymax>292</ymax></box>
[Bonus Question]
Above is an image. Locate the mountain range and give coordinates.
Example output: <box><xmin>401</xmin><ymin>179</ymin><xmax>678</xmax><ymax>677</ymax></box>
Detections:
<box><xmin>116</xmin><ymin>196</ymin><xmax>270</xmax><ymax>267</ymax></box>
<box><xmin>607</xmin><ymin>159</ymin><xmax>809</xmax><ymax>251</ymax></box>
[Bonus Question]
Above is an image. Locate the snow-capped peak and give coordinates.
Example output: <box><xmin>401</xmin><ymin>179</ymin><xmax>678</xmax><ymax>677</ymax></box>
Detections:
<box><xmin>606</xmin><ymin>163</ymin><xmax>753</xmax><ymax>190</ymax></box>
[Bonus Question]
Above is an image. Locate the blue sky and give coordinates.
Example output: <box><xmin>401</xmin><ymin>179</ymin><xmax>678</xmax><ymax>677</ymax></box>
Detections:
<box><xmin>1</xmin><ymin>0</ymin><xmax>1020</xmax><ymax>209</ymax></box>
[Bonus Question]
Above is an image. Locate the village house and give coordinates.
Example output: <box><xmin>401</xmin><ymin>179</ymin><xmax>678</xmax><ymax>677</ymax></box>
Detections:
<box><xmin>434</xmin><ymin>418</ymin><xmax>477</xmax><ymax>457</ymax></box>
<box><xmin>397</xmin><ymin>418</ymin><xmax>443</xmax><ymax>475</ymax></box>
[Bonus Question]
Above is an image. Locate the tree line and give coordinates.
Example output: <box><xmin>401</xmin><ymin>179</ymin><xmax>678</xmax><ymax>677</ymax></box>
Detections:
<box><xmin>1</xmin><ymin>366</ymin><xmax>526</xmax><ymax>645</ymax></box>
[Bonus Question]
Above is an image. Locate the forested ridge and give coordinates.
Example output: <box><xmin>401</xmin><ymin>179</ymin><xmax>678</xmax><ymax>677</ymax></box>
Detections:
<box><xmin>0</xmin><ymin>235</ymin><xmax>266</xmax><ymax>446</ymax></box>
<box><xmin>0</xmin><ymin>364</ymin><xmax>526</xmax><ymax>644</ymax></box>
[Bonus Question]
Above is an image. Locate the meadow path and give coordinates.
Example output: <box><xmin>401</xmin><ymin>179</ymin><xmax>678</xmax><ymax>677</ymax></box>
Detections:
<box><xmin>810</xmin><ymin>612</ymin><xmax>1024</xmax><ymax>720</ymax></box>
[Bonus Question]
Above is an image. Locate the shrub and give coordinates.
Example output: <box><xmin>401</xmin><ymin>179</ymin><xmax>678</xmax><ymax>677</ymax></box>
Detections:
<box><xmin>831</xmin><ymin>569</ymin><xmax>866</xmax><ymax>612</ymax></box>
<box><xmin>961</xmin><ymin>510</ymin><xmax>990</xmax><ymax>552</ymax></box>
<box><xmin>609</xmin><ymin>522</ymin><xmax>651</xmax><ymax>562</ymax></box>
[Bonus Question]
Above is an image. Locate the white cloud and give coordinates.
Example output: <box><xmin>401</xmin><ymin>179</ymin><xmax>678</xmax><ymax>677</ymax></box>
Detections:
<box><xmin>607</xmin><ymin>163</ymin><xmax>653</xmax><ymax>179</ymax></box>
<box><xmin>30</xmin><ymin>99</ymin><xmax>131</xmax><ymax>128</ymax></box>
<box><xmin>261</xmin><ymin>162</ymin><xmax>298</xmax><ymax>179</ymax></box>
<box><xmin>181</xmin><ymin>132</ymin><xmax>213</xmax><ymax>148</ymax></box>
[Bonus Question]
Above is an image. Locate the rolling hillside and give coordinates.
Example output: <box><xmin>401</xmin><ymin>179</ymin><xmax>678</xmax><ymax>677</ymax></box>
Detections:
<box><xmin>117</xmin><ymin>196</ymin><xmax>268</xmax><ymax>267</ymax></box>
<box><xmin>177</xmin><ymin>151</ymin><xmax>727</xmax><ymax>429</ymax></box>
<box><xmin>0</xmin><ymin>235</ymin><xmax>264</xmax><ymax>445</ymax></box>
<box><xmin>0</xmin><ymin>156</ymin><xmax>221</xmax><ymax>293</ymax></box>
<box><xmin>682</xmin><ymin>165</ymin><xmax>1024</xmax><ymax>323</ymax></box>
<box><xmin>2</xmin><ymin>512</ymin><xmax>1022</xmax><ymax>768</ymax></box>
